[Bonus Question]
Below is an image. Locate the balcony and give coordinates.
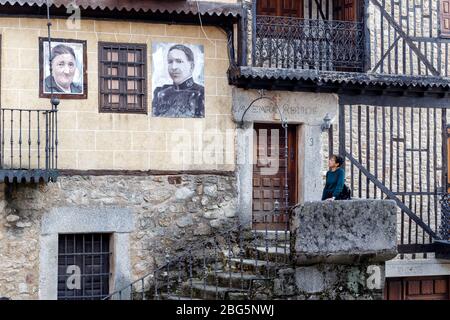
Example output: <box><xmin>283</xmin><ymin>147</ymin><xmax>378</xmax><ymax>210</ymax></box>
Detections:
<box><xmin>230</xmin><ymin>11</ymin><xmax>450</xmax><ymax>97</ymax></box>
<box><xmin>253</xmin><ymin>16</ymin><xmax>365</xmax><ymax>72</ymax></box>
<box><xmin>0</xmin><ymin>107</ymin><xmax>58</xmax><ymax>183</ymax></box>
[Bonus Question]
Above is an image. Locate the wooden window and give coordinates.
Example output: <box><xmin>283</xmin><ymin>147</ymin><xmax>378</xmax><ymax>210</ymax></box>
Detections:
<box><xmin>442</xmin><ymin>0</ymin><xmax>450</xmax><ymax>37</ymax></box>
<box><xmin>257</xmin><ymin>0</ymin><xmax>303</xmax><ymax>18</ymax></box>
<box><xmin>57</xmin><ymin>233</ymin><xmax>111</xmax><ymax>300</ymax></box>
<box><xmin>99</xmin><ymin>42</ymin><xmax>147</xmax><ymax>113</ymax></box>
<box><xmin>333</xmin><ymin>0</ymin><xmax>358</xmax><ymax>21</ymax></box>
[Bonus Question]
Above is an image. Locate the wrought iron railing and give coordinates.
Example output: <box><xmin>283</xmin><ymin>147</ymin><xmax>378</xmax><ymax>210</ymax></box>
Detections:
<box><xmin>253</xmin><ymin>16</ymin><xmax>365</xmax><ymax>72</ymax></box>
<box><xmin>440</xmin><ymin>194</ymin><xmax>450</xmax><ymax>241</ymax></box>
<box><xmin>0</xmin><ymin>107</ymin><xmax>58</xmax><ymax>181</ymax></box>
<box><xmin>105</xmin><ymin>209</ymin><xmax>293</xmax><ymax>300</ymax></box>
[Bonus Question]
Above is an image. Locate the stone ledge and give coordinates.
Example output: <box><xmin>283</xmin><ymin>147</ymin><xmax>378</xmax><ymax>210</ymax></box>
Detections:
<box><xmin>291</xmin><ymin>200</ymin><xmax>398</xmax><ymax>265</ymax></box>
<box><xmin>386</xmin><ymin>258</ymin><xmax>450</xmax><ymax>278</ymax></box>
<box><xmin>41</xmin><ymin>207</ymin><xmax>134</xmax><ymax>235</ymax></box>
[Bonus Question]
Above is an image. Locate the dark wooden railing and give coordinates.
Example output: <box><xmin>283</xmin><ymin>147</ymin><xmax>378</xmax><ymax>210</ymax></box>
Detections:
<box><xmin>0</xmin><ymin>107</ymin><xmax>58</xmax><ymax>182</ymax></box>
<box><xmin>253</xmin><ymin>16</ymin><xmax>365</xmax><ymax>72</ymax></box>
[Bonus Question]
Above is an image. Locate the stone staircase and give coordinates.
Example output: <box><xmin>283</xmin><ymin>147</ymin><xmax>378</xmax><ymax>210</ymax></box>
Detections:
<box><xmin>161</xmin><ymin>231</ymin><xmax>291</xmax><ymax>300</ymax></box>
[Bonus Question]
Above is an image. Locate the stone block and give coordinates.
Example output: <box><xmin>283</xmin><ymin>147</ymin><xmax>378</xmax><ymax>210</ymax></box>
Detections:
<box><xmin>204</xmin><ymin>58</ymin><xmax>229</xmax><ymax>77</ymax></box>
<box><xmin>114</xmin><ymin>151</ymin><xmax>149</xmax><ymax>170</ymax></box>
<box><xmin>0</xmin><ymin>17</ymin><xmax>20</xmax><ymax>28</ymax></box>
<box><xmin>166</xmin><ymin>25</ymin><xmax>199</xmax><ymax>38</ymax></box>
<box><xmin>132</xmin><ymin>131</ymin><xmax>166</xmax><ymax>152</ymax></box>
<box><xmin>295</xmin><ymin>263</ymin><xmax>386</xmax><ymax>299</ymax></box>
<box><xmin>130</xmin><ymin>22</ymin><xmax>166</xmax><ymax>36</ymax></box>
<box><xmin>291</xmin><ymin>200</ymin><xmax>398</xmax><ymax>265</ymax></box>
<box><xmin>295</xmin><ymin>266</ymin><xmax>336</xmax><ymax>294</ymax></box>
<box><xmin>95</xmin><ymin>20</ymin><xmax>131</xmax><ymax>34</ymax></box>
<box><xmin>96</xmin><ymin>131</ymin><xmax>132</xmax><ymax>151</ymax></box>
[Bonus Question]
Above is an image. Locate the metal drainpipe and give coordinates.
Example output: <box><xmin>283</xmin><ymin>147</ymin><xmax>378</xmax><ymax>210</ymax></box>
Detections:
<box><xmin>46</xmin><ymin>0</ymin><xmax>60</xmax><ymax>111</ymax></box>
<box><xmin>282</xmin><ymin>118</ymin><xmax>289</xmax><ymax>233</ymax></box>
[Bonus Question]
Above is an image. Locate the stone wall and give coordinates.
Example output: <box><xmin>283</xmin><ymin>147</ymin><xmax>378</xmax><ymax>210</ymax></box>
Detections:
<box><xmin>0</xmin><ymin>174</ymin><xmax>238</xmax><ymax>299</ymax></box>
<box><xmin>290</xmin><ymin>200</ymin><xmax>397</xmax><ymax>300</ymax></box>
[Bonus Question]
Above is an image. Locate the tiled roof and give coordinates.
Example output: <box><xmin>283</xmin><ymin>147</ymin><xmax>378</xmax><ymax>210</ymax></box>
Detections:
<box><xmin>0</xmin><ymin>0</ymin><xmax>243</xmax><ymax>17</ymax></box>
<box><xmin>232</xmin><ymin>66</ymin><xmax>450</xmax><ymax>90</ymax></box>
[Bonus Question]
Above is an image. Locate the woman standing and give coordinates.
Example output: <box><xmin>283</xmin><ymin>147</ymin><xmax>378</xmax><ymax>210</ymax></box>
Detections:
<box><xmin>322</xmin><ymin>155</ymin><xmax>345</xmax><ymax>201</ymax></box>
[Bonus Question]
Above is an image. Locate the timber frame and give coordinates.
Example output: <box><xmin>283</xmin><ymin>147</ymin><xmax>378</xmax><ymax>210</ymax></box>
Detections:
<box><xmin>229</xmin><ymin>0</ymin><xmax>450</xmax><ymax>98</ymax></box>
<box><xmin>229</xmin><ymin>0</ymin><xmax>450</xmax><ymax>257</ymax></box>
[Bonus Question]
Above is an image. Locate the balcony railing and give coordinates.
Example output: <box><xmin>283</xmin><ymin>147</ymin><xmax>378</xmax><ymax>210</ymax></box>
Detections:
<box><xmin>0</xmin><ymin>107</ymin><xmax>58</xmax><ymax>182</ymax></box>
<box><xmin>253</xmin><ymin>16</ymin><xmax>365</xmax><ymax>72</ymax></box>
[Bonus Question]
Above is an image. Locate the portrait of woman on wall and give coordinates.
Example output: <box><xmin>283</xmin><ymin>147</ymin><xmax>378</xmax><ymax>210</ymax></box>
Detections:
<box><xmin>39</xmin><ymin>38</ymin><xmax>87</xmax><ymax>99</ymax></box>
<box><xmin>152</xmin><ymin>42</ymin><xmax>205</xmax><ymax>118</ymax></box>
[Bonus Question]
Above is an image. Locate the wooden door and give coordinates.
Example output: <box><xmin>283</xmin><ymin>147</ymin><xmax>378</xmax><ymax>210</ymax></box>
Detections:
<box><xmin>257</xmin><ymin>0</ymin><xmax>303</xmax><ymax>18</ymax></box>
<box><xmin>333</xmin><ymin>0</ymin><xmax>358</xmax><ymax>21</ymax></box>
<box><xmin>252</xmin><ymin>123</ymin><xmax>297</xmax><ymax>230</ymax></box>
<box><xmin>385</xmin><ymin>276</ymin><xmax>450</xmax><ymax>300</ymax></box>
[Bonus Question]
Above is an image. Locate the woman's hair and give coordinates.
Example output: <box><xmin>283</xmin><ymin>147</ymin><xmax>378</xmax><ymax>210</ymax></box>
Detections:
<box><xmin>331</xmin><ymin>154</ymin><xmax>344</xmax><ymax>167</ymax></box>
<box><xmin>51</xmin><ymin>44</ymin><xmax>76</xmax><ymax>61</ymax></box>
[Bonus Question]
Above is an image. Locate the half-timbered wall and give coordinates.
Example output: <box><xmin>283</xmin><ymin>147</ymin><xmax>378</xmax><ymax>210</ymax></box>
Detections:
<box><xmin>246</xmin><ymin>0</ymin><xmax>450</xmax><ymax>77</ymax></box>
<box><xmin>324</xmin><ymin>103</ymin><xmax>449</xmax><ymax>256</ymax></box>
<box><xmin>368</xmin><ymin>0</ymin><xmax>450</xmax><ymax>77</ymax></box>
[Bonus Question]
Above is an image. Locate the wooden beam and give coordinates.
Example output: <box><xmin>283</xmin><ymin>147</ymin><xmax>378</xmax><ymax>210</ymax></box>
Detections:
<box><xmin>339</xmin><ymin>94</ymin><xmax>450</xmax><ymax>108</ymax></box>
<box><xmin>370</xmin><ymin>0</ymin><xmax>440</xmax><ymax>76</ymax></box>
<box><xmin>59</xmin><ymin>169</ymin><xmax>235</xmax><ymax>177</ymax></box>
<box><xmin>371</xmin><ymin>35</ymin><xmax>401</xmax><ymax>73</ymax></box>
<box><xmin>345</xmin><ymin>151</ymin><xmax>438</xmax><ymax>239</ymax></box>
<box><xmin>313</xmin><ymin>0</ymin><xmax>327</xmax><ymax>20</ymax></box>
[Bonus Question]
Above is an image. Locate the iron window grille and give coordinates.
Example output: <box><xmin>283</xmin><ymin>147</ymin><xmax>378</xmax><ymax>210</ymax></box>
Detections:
<box><xmin>57</xmin><ymin>233</ymin><xmax>111</xmax><ymax>300</ymax></box>
<box><xmin>99</xmin><ymin>42</ymin><xmax>147</xmax><ymax>114</ymax></box>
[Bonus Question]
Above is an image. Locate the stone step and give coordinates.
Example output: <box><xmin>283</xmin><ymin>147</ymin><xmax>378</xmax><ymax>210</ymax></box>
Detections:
<box><xmin>226</xmin><ymin>258</ymin><xmax>284</xmax><ymax>276</ymax></box>
<box><xmin>160</xmin><ymin>293</ymin><xmax>201</xmax><ymax>300</ymax></box>
<box><xmin>206</xmin><ymin>272</ymin><xmax>267</xmax><ymax>290</ymax></box>
<box><xmin>218</xmin><ymin>244</ymin><xmax>289</xmax><ymax>261</ymax></box>
<box><xmin>182</xmin><ymin>280</ymin><xmax>248</xmax><ymax>300</ymax></box>
<box><xmin>246</xmin><ymin>246</ymin><xmax>290</xmax><ymax>263</ymax></box>
<box><xmin>253</xmin><ymin>230</ymin><xmax>290</xmax><ymax>242</ymax></box>
<box><xmin>251</xmin><ymin>232</ymin><xmax>290</xmax><ymax>247</ymax></box>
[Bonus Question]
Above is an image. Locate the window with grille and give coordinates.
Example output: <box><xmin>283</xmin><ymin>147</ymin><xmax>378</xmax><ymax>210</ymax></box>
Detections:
<box><xmin>57</xmin><ymin>233</ymin><xmax>111</xmax><ymax>300</ymax></box>
<box><xmin>99</xmin><ymin>42</ymin><xmax>147</xmax><ymax>113</ymax></box>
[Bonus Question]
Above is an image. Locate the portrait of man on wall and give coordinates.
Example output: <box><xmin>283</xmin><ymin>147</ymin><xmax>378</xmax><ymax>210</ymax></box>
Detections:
<box><xmin>152</xmin><ymin>42</ymin><xmax>205</xmax><ymax>118</ymax></box>
<box><xmin>39</xmin><ymin>38</ymin><xmax>87</xmax><ymax>99</ymax></box>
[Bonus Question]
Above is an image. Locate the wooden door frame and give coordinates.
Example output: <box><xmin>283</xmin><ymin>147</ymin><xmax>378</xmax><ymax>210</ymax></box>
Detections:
<box><xmin>252</xmin><ymin>122</ymin><xmax>298</xmax><ymax>230</ymax></box>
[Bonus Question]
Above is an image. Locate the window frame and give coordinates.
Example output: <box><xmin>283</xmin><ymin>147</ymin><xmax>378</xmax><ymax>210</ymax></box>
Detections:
<box><xmin>98</xmin><ymin>42</ymin><xmax>148</xmax><ymax>114</ymax></box>
<box><xmin>57</xmin><ymin>233</ymin><xmax>112</xmax><ymax>300</ymax></box>
<box><xmin>441</xmin><ymin>0</ymin><xmax>450</xmax><ymax>38</ymax></box>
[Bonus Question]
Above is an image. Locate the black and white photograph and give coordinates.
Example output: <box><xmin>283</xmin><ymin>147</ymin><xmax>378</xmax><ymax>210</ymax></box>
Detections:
<box><xmin>39</xmin><ymin>37</ymin><xmax>87</xmax><ymax>99</ymax></box>
<box><xmin>152</xmin><ymin>42</ymin><xmax>205</xmax><ymax>118</ymax></box>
